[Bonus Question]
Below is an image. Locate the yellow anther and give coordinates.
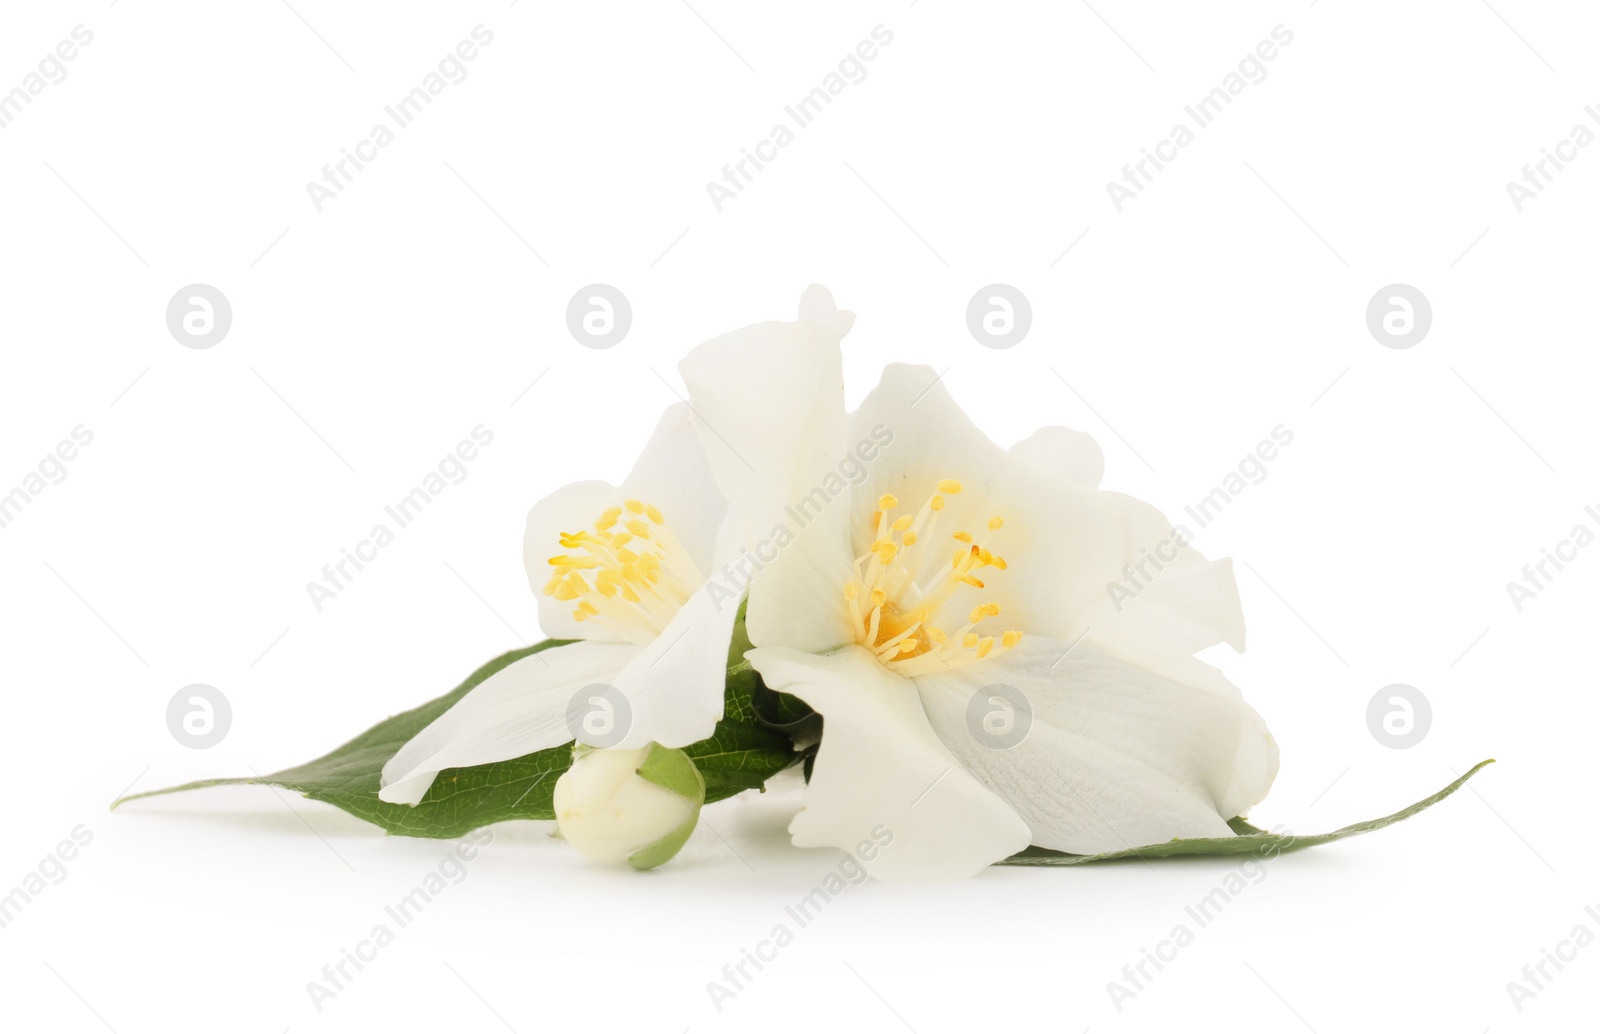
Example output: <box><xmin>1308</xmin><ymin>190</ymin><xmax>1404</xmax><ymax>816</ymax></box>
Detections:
<box><xmin>843</xmin><ymin>476</ymin><xmax>1024</xmax><ymax>673</ymax></box>
<box><xmin>548</xmin><ymin>555</ymin><xmax>598</xmax><ymax>568</ymax></box>
<box><xmin>624</xmin><ymin>499</ymin><xmax>645</xmax><ymax>514</ymax></box>
<box><xmin>596</xmin><ymin>506</ymin><xmax>622</xmax><ymax>528</ymax></box>
<box><xmin>645</xmin><ymin>504</ymin><xmax>664</xmax><ymax>524</ymax></box>
<box><xmin>611</xmin><ymin>532</ymin><xmax>633</xmax><ymax>547</ymax></box>
<box><xmin>625</xmin><ymin>518</ymin><xmax>651</xmax><ymax>537</ymax></box>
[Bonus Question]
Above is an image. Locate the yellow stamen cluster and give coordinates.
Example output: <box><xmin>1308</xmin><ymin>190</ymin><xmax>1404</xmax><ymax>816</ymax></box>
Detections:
<box><xmin>542</xmin><ymin>498</ymin><xmax>700</xmax><ymax>644</ymax></box>
<box><xmin>844</xmin><ymin>479</ymin><xmax>1021</xmax><ymax>676</ymax></box>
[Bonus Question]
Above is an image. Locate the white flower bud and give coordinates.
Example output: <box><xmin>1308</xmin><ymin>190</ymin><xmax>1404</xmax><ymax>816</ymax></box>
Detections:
<box><xmin>553</xmin><ymin>743</ymin><xmax>705</xmax><ymax>870</ymax></box>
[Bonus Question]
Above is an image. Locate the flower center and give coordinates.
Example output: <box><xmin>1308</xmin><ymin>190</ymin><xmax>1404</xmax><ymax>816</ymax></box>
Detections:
<box><xmin>543</xmin><ymin>499</ymin><xmax>703</xmax><ymax>644</ymax></box>
<box><xmin>844</xmin><ymin>479</ymin><xmax>1021</xmax><ymax>677</ymax></box>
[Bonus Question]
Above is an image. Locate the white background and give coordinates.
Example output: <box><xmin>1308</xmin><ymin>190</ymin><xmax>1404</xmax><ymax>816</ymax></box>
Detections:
<box><xmin>1</xmin><ymin>1</ymin><xmax>1595</xmax><ymax>1031</ymax></box>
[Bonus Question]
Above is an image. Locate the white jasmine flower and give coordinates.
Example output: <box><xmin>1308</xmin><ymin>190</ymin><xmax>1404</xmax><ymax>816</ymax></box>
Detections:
<box><xmin>679</xmin><ymin>288</ymin><xmax>1278</xmax><ymax>881</ymax></box>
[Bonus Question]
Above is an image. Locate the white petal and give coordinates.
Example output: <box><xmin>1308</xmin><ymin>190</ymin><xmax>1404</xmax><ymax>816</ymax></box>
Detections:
<box><xmin>844</xmin><ymin>364</ymin><xmax>1007</xmax><ymax>543</ymax></box>
<box><xmin>1066</xmin><ymin>492</ymin><xmax>1246</xmax><ymax>665</ymax></box>
<box><xmin>677</xmin><ymin>286</ymin><xmax>853</xmax><ymax>555</ymax></box>
<box><xmin>843</xmin><ymin>363</ymin><xmax>1126</xmax><ymax>641</ymax></box>
<box><xmin>378</xmin><ymin>641</ymin><xmax>640</xmax><ymax>805</ymax></box>
<box><xmin>523</xmin><ymin>404</ymin><xmax>727</xmax><ymax>642</ymax></box>
<box><xmin>749</xmin><ymin>644</ymin><xmax>1031</xmax><ymax>881</ymax></box>
<box><xmin>615</xmin><ymin>402</ymin><xmax>727</xmax><ymax>576</ymax></box>
<box><xmin>1008</xmin><ymin>425</ymin><xmax>1104</xmax><ymax>488</ymax></box>
<box><xmin>523</xmin><ymin>480</ymin><xmax>623</xmax><ymax>642</ymax></box>
<box><xmin>740</xmin><ymin>506</ymin><xmax>861</xmax><ymax>653</ymax></box>
<box><xmin>797</xmin><ymin>283</ymin><xmax>856</xmax><ymax>338</ymax></box>
<box><xmin>609</xmin><ymin>583</ymin><xmax>739</xmax><ymax>749</ymax></box>
<box><xmin>916</xmin><ymin>635</ymin><xmax>1278</xmax><ymax>855</ymax></box>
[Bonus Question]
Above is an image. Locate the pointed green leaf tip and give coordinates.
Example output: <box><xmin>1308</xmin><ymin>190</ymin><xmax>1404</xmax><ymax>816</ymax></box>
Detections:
<box><xmin>999</xmin><ymin>759</ymin><xmax>1496</xmax><ymax>866</ymax></box>
<box><xmin>626</xmin><ymin>744</ymin><xmax>707</xmax><ymax>871</ymax></box>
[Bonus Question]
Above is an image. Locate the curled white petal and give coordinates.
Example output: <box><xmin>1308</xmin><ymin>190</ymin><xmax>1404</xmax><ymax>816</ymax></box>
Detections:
<box><xmin>915</xmin><ymin>635</ymin><xmax>1279</xmax><ymax>855</ymax></box>
<box><xmin>378</xmin><ymin>641</ymin><xmax>639</xmax><ymax>806</ymax></box>
<box><xmin>749</xmin><ymin>644</ymin><xmax>1031</xmax><ymax>882</ymax></box>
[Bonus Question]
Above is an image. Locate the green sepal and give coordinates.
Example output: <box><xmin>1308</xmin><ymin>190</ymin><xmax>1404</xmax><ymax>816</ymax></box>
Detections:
<box><xmin>627</xmin><ymin>743</ymin><xmax>707</xmax><ymax>871</ymax></box>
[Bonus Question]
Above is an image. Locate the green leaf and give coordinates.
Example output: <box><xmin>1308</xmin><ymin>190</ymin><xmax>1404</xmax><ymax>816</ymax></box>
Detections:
<box><xmin>114</xmin><ymin>641</ymin><xmax>578</xmax><ymax>838</ymax></box>
<box><xmin>116</xmin><ymin>602</ymin><xmax>803</xmax><ymax>838</ymax></box>
<box><xmin>997</xmin><ymin>759</ymin><xmax>1495</xmax><ymax>866</ymax></box>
